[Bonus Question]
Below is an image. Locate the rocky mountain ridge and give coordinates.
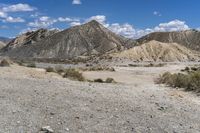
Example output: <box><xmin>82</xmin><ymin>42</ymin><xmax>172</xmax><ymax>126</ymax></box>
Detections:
<box><xmin>1</xmin><ymin>20</ymin><xmax>136</xmax><ymax>59</ymax></box>
<box><xmin>1</xmin><ymin>21</ymin><xmax>200</xmax><ymax>62</ymax></box>
<box><xmin>137</xmin><ymin>29</ymin><xmax>200</xmax><ymax>51</ymax></box>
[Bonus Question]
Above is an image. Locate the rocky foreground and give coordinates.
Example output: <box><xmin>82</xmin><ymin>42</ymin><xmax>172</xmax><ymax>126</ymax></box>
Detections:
<box><xmin>0</xmin><ymin>64</ymin><xmax>200</xmax><ymax>132</ymax></box>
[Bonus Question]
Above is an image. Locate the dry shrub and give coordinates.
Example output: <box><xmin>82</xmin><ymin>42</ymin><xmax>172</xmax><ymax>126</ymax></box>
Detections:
<box><xmin>27</xmin><ymin>62</ymin><xmax>36</xmax><ymax>68</ymax></box>
<box><xmin>55</xmin><ymin>65</ymin><xmax>65</xmax><ymax>74</ymax></box>
<box><xmin>82</xmin><ymin>66</ymin><xmax>115</xmax><ymax>72</ymax></box>
<box><xmin>63</xmin><ymin>69</ymin><xmax>85</xmax><ymax>81</ymax></box>
<box><xmin>0</xmin><ymin>59</ymin><xmax>10</xmax><ymax>67</ymax></box>
<box><xmin>105</xmin><ymin>78</ymin><xmax>116</xmax><ymax>83</ymax></box>
<box><xmin>93</xmin><ymin>77</ymin><xmax>116</xmax><ymax>83</ymax></box>
<box><xmin>157</xmin><ymin>71</ymin><xmax>200</xmax><ymax>92</ymax></box>
<box><xmin>93</xmin><ymin>78</ymin><xmax>104</xmax><ymax>83</ymax></box>
<box><xmin>46</xmin><ymin>67</ymin><xmax>56</xmax><ymax>72</ymax></box>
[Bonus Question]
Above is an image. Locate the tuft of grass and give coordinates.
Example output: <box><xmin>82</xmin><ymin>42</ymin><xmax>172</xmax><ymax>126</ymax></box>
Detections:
<box><xmin>105</xmin><ymin>78</ymin><xmax>116</xmax><ymax>83</ymax></box>
<box><xmin>26</xmin><ymin>62</ymin><xmax>36</xmax><ymax>68</ymax></box>
<box><xmin>157</xmin><ymin>71</ymin><xmax>200</xmax><ymax>92</ymax></box>
<box><xmin>93</xmin><ymin>78</ymin><xmax>116</xmax><ymax>83</ymax></box>
<box><xmin>46</xmin><ymin>67</ymin><xmax>56</xmax><ymax>72</ymax></box>
<box><xmin>128</xmin><ymin>63</ymin><xmax>166</xmax><ymax>67</ymax></box>
<box><xmin>0</xmin><ymin>59</ymin><xmax>10</xmax><ymax>67</ymax></box>
<box><xmin>81</xmin><ymin>66</ymin><xmax>115</xmax><ymax>72</ymax></box>
<box><xmin>63</xmin><ymin>69</ymin><xmax>85</xmax><ymax>81</ymax></box>
<box><xmin>93</xmin><ymin>78</ymin><xmax>104</xmax><ymax>83</ymax></box>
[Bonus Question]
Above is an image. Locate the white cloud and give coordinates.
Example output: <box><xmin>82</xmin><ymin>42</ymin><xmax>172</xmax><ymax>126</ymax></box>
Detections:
<box><xmin>86</xmin><ymin>15</ymin><xmax>106</xmax><ymax>24</ymax></box>
<box><xmin>0</xmin><ymin>11</ymin><xmax>7</xmax><ymax>18</ymax></box>
<box><xmin>153</xmin><ymin>11</ymin><xmax>162</xmax><ymax>17</ymax></box>
<box><xmin>109</xmin><ymin>23</ymin><xmax>136</xmax><ymax>38</ymax></box>
<box><xmin>72</xmin><ymin>0</ymin><xmax>82</xmax><ymax>5</ymax></box>
<box><xmin>3</xmin><ymin>16</ymin><xmax>25</xmax><ymax>23</ymax></box>
<box><xmin>70</xmin><ymin>21</ymin><xmax>81</xmax><ymax>26</ymax></box>
<box><xmin>2</xmin><ymin>3</ymin><xmax>36</xmax><ymax>12</ymax></box>
<box><xmin>28</xmin><ymin>16</ymin><xmax>57</xmax><ymax>28</ymax></box>
<box><xmin>154</xmin><ymin>20</ymin><xmax>189</xmax><ymax>32</ymax></box>
<box><xmin>58</xmin><ymin>17</ymin><xmax>80</xmax><ymax>22</ymax></box>
<box><xmin>84</xmin><ymin>16</ymin><xmax>190</xmax><ymax>39</ymax></box>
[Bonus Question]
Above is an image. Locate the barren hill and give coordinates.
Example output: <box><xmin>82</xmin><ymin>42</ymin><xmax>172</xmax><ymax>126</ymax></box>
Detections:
<box><xmin>137</xmin><ymin>30</ymin><xmax>200</xmax><ymax>51</ymax></box>
<box><xmin>2</xmin><ymin>29</ymin><xmax>59</xmax><ymax>51</ymax></box>
<box><xmin>0</xmin><ymin>37</ymin><xmax>11</xmax><ymax>44</ymax></box>
<box><xmin>0</xmin><ymin>41</ymin><xmax>5</xmax><ymax>49</ymax></box>
<box><xmin>112</xmin><ymin>40</ymin><xmax>200</xmax><ymax>62</ymax></box>
<box><xmin>1</xmin><ymin>20</ymin><xmax>136</xmax><ymax>59</ymax></box>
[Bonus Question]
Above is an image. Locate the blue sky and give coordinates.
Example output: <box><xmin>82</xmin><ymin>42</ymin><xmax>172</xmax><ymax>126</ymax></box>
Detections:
<box><xmin>0</xmin><ymin>0</ymin><xmax>200</xmax><ymax>38</ymax></box>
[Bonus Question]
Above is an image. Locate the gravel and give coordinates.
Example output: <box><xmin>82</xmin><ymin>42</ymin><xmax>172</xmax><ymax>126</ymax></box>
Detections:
<box><xmin>0</xmin><ymin>64</ymin><xmax>200</xmax><ymax>133</ymax></box>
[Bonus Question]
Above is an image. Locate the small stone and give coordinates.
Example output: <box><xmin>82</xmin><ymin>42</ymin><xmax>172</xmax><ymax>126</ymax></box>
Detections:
<box><xmin>65</xmin><ymin>128</ymin><xmax>69</xmax><ymax>131</ymax></box>
<box><xmin>41</xmin><ymin>126</ymin><xmax>54</xmax><ymax>133</ymax></box>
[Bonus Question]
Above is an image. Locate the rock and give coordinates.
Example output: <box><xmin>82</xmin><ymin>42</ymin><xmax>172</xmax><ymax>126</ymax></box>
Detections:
<box><xmin>41</xmin><ymin>126</ymin><xmax>54</xmax><ymax>133</ymax></box>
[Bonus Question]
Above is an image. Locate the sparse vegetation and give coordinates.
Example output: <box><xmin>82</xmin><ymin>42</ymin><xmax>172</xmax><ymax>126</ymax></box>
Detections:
<box><xmin>94</xmin><ymin>78</ymin><xmax>104</xmax><ymax>83</ymax></box>
<box><xmin>157</xmin><ymin>69</ymin><xmax>200</xmax><ymax>92</ymax></box>
<box><xmin>93</xmin><ymin>77</ymin><xmax>116</xmax><ymax>83</ymax></box>
<box><xmin>105</xmin><ymin>78</ymin><xmax>116</xmax><ymax>83</ymax></box>
<box><xmin>128</xmin><ymin>63</ymin><xmax>166</xmax><ymax>67</ymax></box>
<box><xmin>63</xmin><ymin>69</ymin><xmax>85</xmax><ymax>81</ymax></box>
<box><xmin>46</xmin><ymin>67</ymin><xmax>56</xmax><ymax>72</ymax></box>
<box><xmin>81</xmin><ymin>66</ymin><xmax>115</xmax><ymax>72</ymax></box>
<box><xmin>26</xmin><ymin>62</ymin><xmax>36</xmax><ymax>68</ymax></box>
<box><xmin>55</xmin><ymin>65</ymin><xmax>65</xmax><ymax>74</ymax></box>
<box><xmin>0</xmin><ymin>59</ymin><xmax>10</xmax><ymax>67</ymax></box>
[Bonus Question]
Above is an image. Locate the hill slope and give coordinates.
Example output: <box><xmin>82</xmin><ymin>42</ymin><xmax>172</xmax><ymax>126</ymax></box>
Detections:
<box><xmin>137</xmin><ymin>30</ymin><xmax>200</xmax><ymax>51</ymax></box>
<box><xmin>2</xmin><ymin>29</ymin><xmax>59</xmax><ymax>51</ymax></box>
<box><xmin>0</xmin><ymin>41</ymin><xmax>5</xmax><ymax>49</ymax></box>
<box><xmin>0</xmin><ymin>37</ymin><xmax>11</xmax><ymax>44</ymax></box>
<box><xmin>112</xmin><ymin>40</ymin><xmax>200</xmax><ymax>62</ymax></box>
<box><xmin>1</xmin><ymin>20</ymin><xmax>136</xmax><ymax>59</ymax></box>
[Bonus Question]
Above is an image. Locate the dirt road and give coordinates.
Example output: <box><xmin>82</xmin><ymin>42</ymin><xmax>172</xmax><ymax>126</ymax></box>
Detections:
<box><xmin>0</xmin><ymin>64</ymin><xmax>200</xmax><ymax>133</ymax></box>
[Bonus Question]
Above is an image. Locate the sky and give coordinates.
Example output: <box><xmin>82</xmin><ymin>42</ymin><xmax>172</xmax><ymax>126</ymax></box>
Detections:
<box><xmin>0</xmin><ymin>0</ymin><xmax>200</xmax><ymax>38</ymax></box>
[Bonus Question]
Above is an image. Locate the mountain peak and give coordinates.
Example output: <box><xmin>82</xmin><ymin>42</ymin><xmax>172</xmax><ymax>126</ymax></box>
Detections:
<box><xmin>85</xmin><ymin>20</ymin><xmax>102</xmax><ymax>26</ymax></box>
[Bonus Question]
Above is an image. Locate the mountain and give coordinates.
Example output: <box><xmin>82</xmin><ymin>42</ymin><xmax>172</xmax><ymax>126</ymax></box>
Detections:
<box><xmin>1</xmin><ymin>20</ymin><xmax>136</xmax><ymax>59</ymax></box>
<box><xmin>3</xmin><ymin>28</ymin><xmax>59</xmax><ymax>51</ymax></box>
<box><xmin>137</xmin><ymin>30</ymin><xmax>200</xmax><ymax>51</ymax></box>
<box><xmin>112</xmin><ymin>40</ymin><xmax>200</xmax><ymax>62</ymax></box>
<box><xmin>0</xmin><ymin>37</ymin><xmax>11</xmax><ymax>44</ymax></box>
<box><xmin>0</xmin><ymin>41</ymin><xmax>5</xmax><ymax>49</ymax></box>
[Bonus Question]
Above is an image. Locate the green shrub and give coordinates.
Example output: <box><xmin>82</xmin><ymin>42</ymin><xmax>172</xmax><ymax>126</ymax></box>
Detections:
<box><xmin>63</xmin><ymin>69</ymin><xmax>85</xmax><ymax>81</ymax></box>
<box><xmin>105</xmin><ymin>78</ymin><xmax>115</xmax><ymax>83</ymax></box>
<box><xmin>46</xmin><ymin>67</ymin><xmax>55</xmax><ymax>72</ymax></box>
<box><xmin>93</xmin><ymin>78</ymin><xmax>104</xmax><ymax>83</ymax></box>
<box><xmin>27</xmin><ymin>62</ymin><xmax>36</xmax><ymax>68</ymax></box>
<box><xmin>93</xmin><ymin>78</ymin><xmax>116</xmax><ymax>83</ymax></box>
<box><xmin>0</xmin><ymin>59</ymin><xmax>10</xmax><ymax>67</ymax></box>
<box><xmin>157</xmin><ymin>71</ymin><xmax>200</xmax><ymax>92</ymax></box>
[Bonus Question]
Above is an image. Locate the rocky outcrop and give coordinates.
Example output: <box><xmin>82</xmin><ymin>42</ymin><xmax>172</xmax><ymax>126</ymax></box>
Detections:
<box><xmin>1</xmin><ymin>20</ymin><xmax>136</xmax><ymax>59</ymax></box>
<box><xmin>2</xmin><ymin>29</ymin><xmax>59</xmax><ymax>51</ymax></box>
<box><xmin>137</xmin><ymin>30</ymin><xmax>200</xmax><ymax>51</ymax></box>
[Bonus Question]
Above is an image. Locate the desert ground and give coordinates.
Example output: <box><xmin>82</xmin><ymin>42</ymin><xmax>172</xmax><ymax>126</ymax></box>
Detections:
<box><xmin>0</xmin><ymin>63</ymin><xmax>200</xmax><ymax>133</ymax></box>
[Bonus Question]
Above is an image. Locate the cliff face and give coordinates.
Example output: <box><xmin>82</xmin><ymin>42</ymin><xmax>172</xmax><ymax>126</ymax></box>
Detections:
<box><xmin>137</xmin><ymin>30</ymin><xmax>200</xmax><ymax>51</ymax></box>
<box><xmin>1</xmin><ymin>20</ymin><xmax>136</xmax><ymax>59</ymax></box>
